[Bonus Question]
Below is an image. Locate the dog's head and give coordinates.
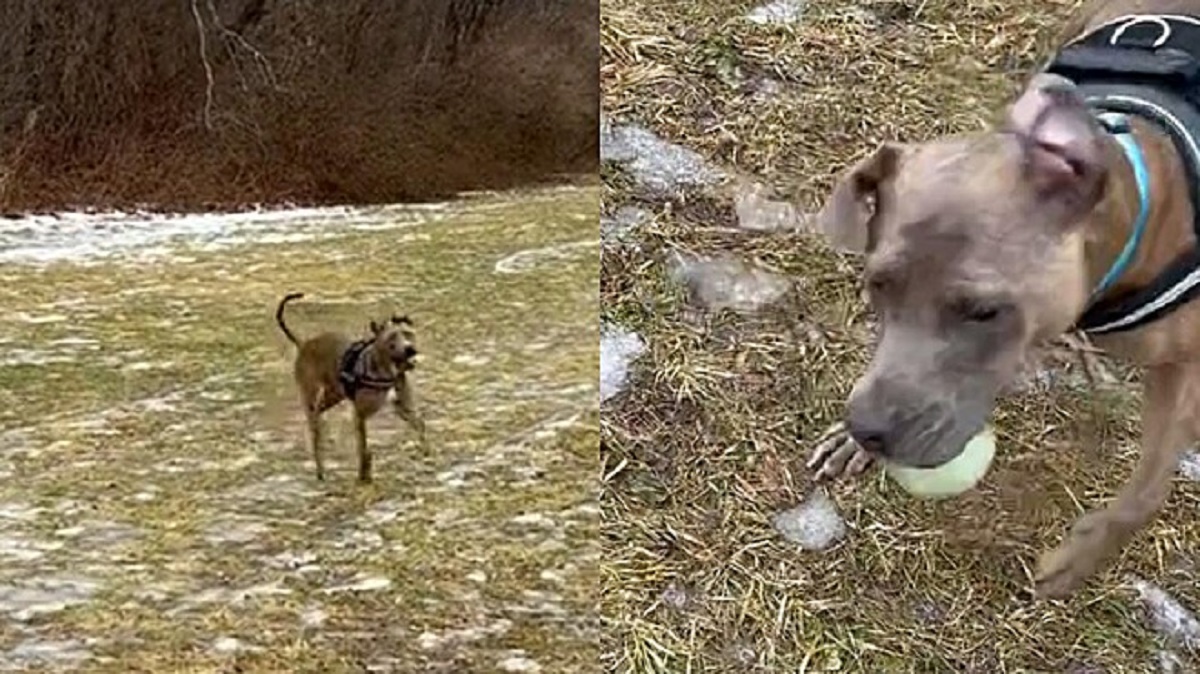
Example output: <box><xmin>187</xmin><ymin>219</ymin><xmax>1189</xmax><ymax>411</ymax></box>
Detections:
<box><xmin>817</xmin><ymin>74</ymin><xmax>1112</xmax><ymax>468</ymax></box>
<box><xmin>368</xmin><ymin>314</ymin><xmax>419</xmax><ymax>372</ymax></box>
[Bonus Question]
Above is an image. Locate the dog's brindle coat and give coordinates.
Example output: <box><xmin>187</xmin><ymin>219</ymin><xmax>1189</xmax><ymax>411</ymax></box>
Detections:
<box><xmin>276</xmin><ymin>292</ymin><xmax>426</xmax><ymax>483</ymax></box>
<box><xmin>810</xmin><ymin>0</ymin><xmax>1200</xmax><ymax>598</ymax></box>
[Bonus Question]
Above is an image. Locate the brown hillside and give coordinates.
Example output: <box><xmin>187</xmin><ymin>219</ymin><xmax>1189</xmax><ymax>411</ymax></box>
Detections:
<box><xmin>0</xmin><ymin>0</ymin><xmax>598</xmax><ymax>211</ymax></box>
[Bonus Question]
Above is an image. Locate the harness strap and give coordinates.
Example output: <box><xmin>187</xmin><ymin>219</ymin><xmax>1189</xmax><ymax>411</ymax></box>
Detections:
<box><xmin>338</xmin><ymin>339</ymin><xmax>396</xmax><ymax>398</ymax></box>
<box><xmin>1045</xmin><ymin>14</ymin><xmax>1200</xmax><ymax>335</ymax></box>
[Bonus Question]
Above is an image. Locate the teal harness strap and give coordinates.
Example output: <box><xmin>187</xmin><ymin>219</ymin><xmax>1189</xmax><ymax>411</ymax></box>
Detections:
<box><xmin>1089</xmin><ymin>112</ymin><xmax>1152</xmax><ymax>301</ymax></box>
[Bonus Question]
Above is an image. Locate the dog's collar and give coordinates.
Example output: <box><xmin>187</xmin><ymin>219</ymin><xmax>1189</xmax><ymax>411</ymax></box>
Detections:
<box><xmin>1088</xmin><ymin>112</ymin><xmax>1153</xmax><ymax>301</ymax></box>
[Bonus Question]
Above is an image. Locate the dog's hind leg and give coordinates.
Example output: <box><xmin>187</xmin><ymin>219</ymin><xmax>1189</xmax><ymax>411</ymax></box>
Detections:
<box><xmin>300</xmin><ymin>383</ymin><xmax>329</xmax><ymax>482</ymax></box>
<box><xmin>1035</xmin><ymin>362</ymin><xmax>1200</xmax><ymax>597</ymax></box>
<box><xmin>353</xmin><ymin>409</ymin><xmax>372</xmax><ymax>484</ymax></box>
<box><xmin>306</xmin><ymin>409</ymin><xmax>326</xmax><ymax>482</ymax></box>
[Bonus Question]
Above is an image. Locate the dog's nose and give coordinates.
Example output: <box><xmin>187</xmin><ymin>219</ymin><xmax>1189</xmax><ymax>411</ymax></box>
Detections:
<box><xmin>403</xmin><ymin>345</ymin><xmax>418</xmax><ymax>359</ymax></box>
<box><xmin>846</xmin><ymin>404</ymin><xmax>894</xmax><ymax>456</ymax></box>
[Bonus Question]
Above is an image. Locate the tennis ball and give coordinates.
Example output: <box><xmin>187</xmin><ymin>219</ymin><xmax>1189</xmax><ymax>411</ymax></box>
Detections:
<box><xmin>883</xmin><ymin>426</ymin><xmax>996</xmax><ymax>499</ymax></box>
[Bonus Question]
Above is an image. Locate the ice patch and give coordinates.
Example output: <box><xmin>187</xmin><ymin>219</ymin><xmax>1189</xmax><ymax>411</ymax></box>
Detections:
<box><xmin>323</xmin><ymin>575</ymin><xmax>391</xmax><ymax>594</ymax></box>
<box><xmin>202</xmin><ymin>516</ymin><xmax>272</xmax><ymax>545</ymax></box>
<box><xmin>211</xmin><ymin>636</ymin><xmax>261</xmax><ymax>654</ymax></box>
<box><xmin>1180</xmin><ymin>452</ymin><xmax>1200</xmax><ymax>481</ymax></box>
<box><xmin>452</xmin><ymin>354</ymin><xmax>492</xmax><ymax>367</ymax></box>
<box><xmin>1130</xmin><ymin>576</ymin><xmax>1200</xmax><ymax>649</ymax></box>
<box><xmin>602</xmin><ymin>206</ymin><xmax>650</xmax><ymax>246</ymax></box>
<box><xmin>0</xmin><ymin>532</ymin><xmax>65</xmax><ymax>562</ymax></box>
<box><xmin>600</xmin><ymin>325</ymin><xmax>645</xmax><ymax>403</ymax></box>
<box><xmin>772</xmin><ymin>491</ymin><xmax>847</xmax><ymax>551</ymax></box>
<box><xmin>497</xmin><ymin>653</ymin><xmax>543</xmax><ymax>673</ymax></box>
<box><xmin>416</xmin><ymin>619</ymin><xmax>513</xmax><ymax>650</ymax></box>
<box><xmin>734</xmin><ymin>181</ymin><xmax>810</xmax><ymax>232</ymax></box>
<box><xmin>670</xmin><ymin>252</ymin><xmax>791</xmax><ymax>313</ymax></box>
<box><xmin>1</xmin><ymin>638</ymin><xmax>92</xmax><ymax>668</ymax></box>
<box><xmin>301</xmin><ymin>605</ymin><xmax>328</xmax><ymax>629</ymax></box>
<box><xmin>168</xmin><ymin>581</ymin><xmax>293</xmax><ymax>616</ymax></box>
<box><xmin>746</xmin><ymin>0</ymin><xmax>806</xmax><ymax>24</ymax></box>
<box><xmin>0</xmin><ymin>576</ymin><xmax>100</xmax><ymax>621</ymax></box>
<box><xmin>600</xmin><ymin>120</ymin><xmax>725</xmax><ymax>191</ymax></box>
<box><xmin>494</xmin><ymin>239</ymin><xmax>599</xmax><ymax>274</ymax></box>
<box><xmin>0</xmin><ymin>202</ymin><xmax>456</xmax><ymax>265</ymax></box>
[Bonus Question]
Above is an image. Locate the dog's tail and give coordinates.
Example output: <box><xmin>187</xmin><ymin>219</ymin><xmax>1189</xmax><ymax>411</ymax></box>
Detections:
<box><xmin>275</xmin><ymin>292</ymin><xmax>305</xmax><ymax>346</ymax></box>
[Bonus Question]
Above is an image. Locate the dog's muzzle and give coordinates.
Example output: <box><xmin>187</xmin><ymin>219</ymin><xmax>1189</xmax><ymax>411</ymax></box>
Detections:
<box><xmin>398</xmin><ymin>345</ymin><xmax>419</xmax><ymax>370</ymax></box>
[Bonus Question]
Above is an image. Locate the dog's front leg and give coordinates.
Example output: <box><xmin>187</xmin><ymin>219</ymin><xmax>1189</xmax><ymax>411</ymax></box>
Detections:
<box><xmin>392</xmin><ymin>379</ymin><xmax>427</xmax><ymax>445</ymax></box>
<box><xmin>1035</xmin><ymin>362</ymin><xmax>1200</xmax><ymax>598</ymax></box>
<box><xmin>353</xmin><ymin>409</ymin><xmax>372</xmax><ymax>484</ymax></box>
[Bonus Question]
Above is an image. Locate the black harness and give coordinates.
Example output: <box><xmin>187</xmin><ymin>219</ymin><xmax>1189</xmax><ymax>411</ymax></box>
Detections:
<box><xmin>338</xmin><ymin>339</ymin><xmax>396</xmax><ymax>399</ymax></box>
<box><xmin>1045</xmin><ymin>14</ymin><xmax>1200</xmax><ymax>334</ymax></box>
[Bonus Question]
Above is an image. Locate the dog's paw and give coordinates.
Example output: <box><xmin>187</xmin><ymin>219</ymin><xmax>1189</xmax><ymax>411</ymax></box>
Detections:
<box><xmin>1034</xmin><ymin>511</ymin><xmax>1112</xmax><ymax>599</ymax></box>
<box><xmin>806</xmin><ymin>422</ymin><xmax>875</xmax><ymax>482</ymax></box>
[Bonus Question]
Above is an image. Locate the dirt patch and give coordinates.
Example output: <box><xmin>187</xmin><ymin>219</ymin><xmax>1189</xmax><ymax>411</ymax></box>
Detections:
<box><xmin>0</xmin><ymin>1</ymin><xmax>597</xmax><ymax>212</ymax></box>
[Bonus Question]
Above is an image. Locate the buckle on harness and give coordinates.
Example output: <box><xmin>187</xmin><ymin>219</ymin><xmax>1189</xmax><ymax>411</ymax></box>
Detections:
<box><xmin>1095</xmin><ymin>111</ymin><xmax>1132</xmax><ymax>134</ymax></box>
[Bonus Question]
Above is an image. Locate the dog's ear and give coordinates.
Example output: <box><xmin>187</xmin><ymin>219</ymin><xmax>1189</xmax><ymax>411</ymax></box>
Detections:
<box><xmin>816</xmin><ymin>142</ymin><xmax>902</xmax><ymax>254</ymax></box>
<box><xmin>1004</xmin><ymin>73</ymin><xmax>1108</xmax><ymax>220</ymax></box>
<box><xmin>369</xmin><ymin>320</ymin><xmax>383</xmax><ymax>335</ymax></box>
<box><xmin>391</xmin><ymin>314</ymin><xmax>412</xmax><ymax>326</ymax></box>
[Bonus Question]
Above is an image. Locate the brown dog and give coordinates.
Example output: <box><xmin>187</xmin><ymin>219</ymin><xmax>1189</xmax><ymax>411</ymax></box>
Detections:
<box><xmin>809</xmin><ymin>0</ymin><xmax>1200</xmax><ymax>597</ymax></box>
<box><xmin>276</xmin><ymin>292</ymin><xmax>426</xmax><ymax>484</ymax></box>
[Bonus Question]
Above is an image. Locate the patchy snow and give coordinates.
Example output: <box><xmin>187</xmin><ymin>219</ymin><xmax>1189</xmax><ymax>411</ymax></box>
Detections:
<box><xmin>1179</xmin><ymin>451</ymin><xmax>1200</xmax><ymax>481</ymax></box>
<box><xmin>494</xmin><ymin>239</ymin><xmax>599</xmax><ymax>274</ymax></box>
<box><xmin>746</xmin><ymin>0</ymin><xmax>806</xmax><ymax>25</ymax></box>
<box><xmin>0</xmin><ymin>202</ymin><xmax>456</xmax><ymax>265</ymax></box>
<box><xmin>1130</xmin><ymin>576</ymin><xmax>1200</xmax><ymax>650</ymax></box>
<box><xmin>772</xmin><ymin>491</ymin><xmax>846</xmax><ymax>551</ymax></box>
<box><xmin>600</xmin><ymin>120</ymin><xmax>725</xmax><ymax>191</ymax></box>
<box><xmin>670</xmin><ymin>252</ymin><xmax>791</xmax><ymax>313</ymax></box>
<box><xmin>0</xmin><ymin>576</ymin><xmax>101</xmax><ymax>621</ymax></box>
<box><xmin>734</xmin><ymin>181</ymin><xmax>810</xmax><ymax>232</ymax></box>
<box><xmin>602</xmin><ymin>206</ymin><xmax>650</xmax><ymax>246</ymax></box>
<box><xmin>600</xmin><ymin>326</ymin><xmax>645</xmax><ymax>403</ymax></box>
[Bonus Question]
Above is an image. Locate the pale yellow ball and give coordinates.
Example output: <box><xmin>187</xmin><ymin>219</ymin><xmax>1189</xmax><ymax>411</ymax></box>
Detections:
<box><xmin>883</xmin><ymin>426</ymin><xmax>996</xmax><ymax>499</ymax></box>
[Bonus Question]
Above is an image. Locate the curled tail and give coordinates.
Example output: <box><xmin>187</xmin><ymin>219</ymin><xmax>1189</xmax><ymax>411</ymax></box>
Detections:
<box><xmin>275</xmin><ymin>292</ymin><xmax>305</xmax><ymax>346</ymax></box>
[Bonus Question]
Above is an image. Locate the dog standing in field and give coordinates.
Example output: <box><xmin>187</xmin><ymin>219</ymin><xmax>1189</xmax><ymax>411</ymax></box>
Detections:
<box><xmin>275</xmin><ymin>292</ymin><xmax>427</xmax><ymax>484</ymax></box>
<box><xmin>809</xmin><ymin>0</ymin><xmax>1200</xmax><ymax>597</ymax></box>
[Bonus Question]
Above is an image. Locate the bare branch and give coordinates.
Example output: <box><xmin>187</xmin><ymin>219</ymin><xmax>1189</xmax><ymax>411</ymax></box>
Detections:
<box><xmin>190</xmin><ymin>0</ymin><xmax>215</xmax><ymax>130</ymax></box>
<box><xmin>206</xmin><ymin>0</ymin><xmax>280</xmax><ymax>91</ymax></box>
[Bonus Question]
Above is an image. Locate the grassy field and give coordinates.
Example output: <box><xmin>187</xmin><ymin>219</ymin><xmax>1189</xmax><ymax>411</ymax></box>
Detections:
<box><xmin>0</xmin><ymin>185</ymin><xmax>599</xmax><ymax>672</ymax></box>
<box><xmin>601</xmin><ymin>0</ymin><xmax>1200</xmax><ymax>671</ymax></box>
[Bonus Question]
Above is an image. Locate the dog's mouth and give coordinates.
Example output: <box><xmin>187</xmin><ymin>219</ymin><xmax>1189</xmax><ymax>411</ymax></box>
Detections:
<box><xmin>394</xmin><ymin>349</ymin><xmax>419</xmax><ymax>370</ymax></box>
<box><xmin>886</xmin><ymin>422</ymin><xmax>983</xmax><ymax>469</ymax></box>
<box><xmin>393</xmin><ymin>345</ymin><xmax>422</xmax><ymax>366</ymax></box>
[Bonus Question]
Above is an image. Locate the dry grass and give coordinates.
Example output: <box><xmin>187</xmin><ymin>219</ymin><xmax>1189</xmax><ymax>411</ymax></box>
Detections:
<box><xmin>0</xmin><ymin>186</ymin><xmax>598</xmax><ymax>671</ymax></box>
<box><xmin>600</xmin><ymin>0</ymin><xmax>1200</xmax><ymax>671</ymax></box>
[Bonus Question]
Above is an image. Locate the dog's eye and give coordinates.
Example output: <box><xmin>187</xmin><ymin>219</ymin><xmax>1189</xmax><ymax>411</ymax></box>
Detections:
<box><xmin>866</xmin><ymin>277</ymin><xmax>891</xmax><ymax>296</ymax></box>
<box><xmin>966</xmin><ymin>307</ymin><xmax>999</xmax><ymax>322</ymax></box>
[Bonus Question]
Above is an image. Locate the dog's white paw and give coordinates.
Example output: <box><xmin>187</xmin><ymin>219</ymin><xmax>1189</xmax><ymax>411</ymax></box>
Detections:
<box><xmin>1034</xmin><ymin>510</ymin><xmax>1114</xmax><ymax>599</ymax></box>
<box><xmin>806</xmin><ymin>422</ymin><xmax>875</xmax><ymax>482</ymax></box>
